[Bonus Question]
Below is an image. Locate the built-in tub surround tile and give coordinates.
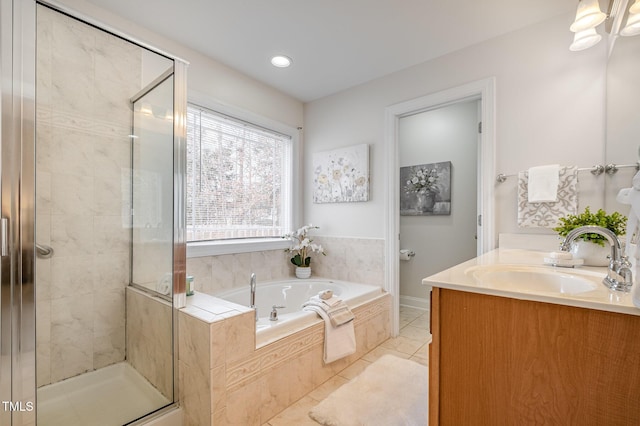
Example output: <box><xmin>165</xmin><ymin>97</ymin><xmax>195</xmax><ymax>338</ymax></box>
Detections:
<box><xmin>186</xmin><ymin>236</ymin><xmax>383</xmax><ymax>299</ymax></box>
<box><xmin>180</xmin><ymin>359</ymin><xmax>211</xmax><ymax>426</ymax></box>
<box><xmin>179</xmin><ymin>310</ymin><xmax>211</xmax><ymax>377</ymax></box>
<box><xmin>310</xmin><ymin>236</ymin><xmax>385</xmax><ymax>286</ymax></box>
<box><xmin>186</xmin><ymin>249</ymin><xmax>292</xmax><ymax>295</ymax></box>
<box><xmin>178</xmin><ymin>292</ymin><xmax>391</xmax><ymax>426</ymax></box>
<box><xmin>225</xmin><ymin>311</ymin><xmax>256</xmax><ymax>364</ymax></box>
<box><xmin>179</xmin><ymin>311</ymin><xmax>213</xmax><ymax>426</ymax></box>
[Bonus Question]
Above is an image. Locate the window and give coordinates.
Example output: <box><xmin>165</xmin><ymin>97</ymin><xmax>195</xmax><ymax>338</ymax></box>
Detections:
<box><xmin>186</xmin><ymin>104</ymin><xmax>293</xmax><ymax>250</ymax></box>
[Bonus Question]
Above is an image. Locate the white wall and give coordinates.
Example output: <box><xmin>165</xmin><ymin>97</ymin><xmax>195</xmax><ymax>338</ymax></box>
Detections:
<box><xmin>399</xmin><ymin>101</ymin><xmax>479</xmax><ymax>301</ymax></box>
<box><xmin>304</xmin><ymin>13</ymin><xmax>607</xmax><ymax>241</ymax></box>
<box><xmin>56</xmin><ymin>0</ymin><xmax>304</xmax><ymax>129</ymax></box>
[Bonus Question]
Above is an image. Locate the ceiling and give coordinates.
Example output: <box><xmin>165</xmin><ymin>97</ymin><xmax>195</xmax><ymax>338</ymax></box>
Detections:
<box><xmin>86</xmin><ymin>0</ymin><xmax>577</xmax><ymax>102</ymax></box>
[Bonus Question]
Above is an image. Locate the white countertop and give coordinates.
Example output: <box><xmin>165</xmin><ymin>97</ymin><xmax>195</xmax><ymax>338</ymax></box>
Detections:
<box><xmin>422</xmin><ymin>248</ymin><xmax>640</xmax><ymax>316</ymax></box>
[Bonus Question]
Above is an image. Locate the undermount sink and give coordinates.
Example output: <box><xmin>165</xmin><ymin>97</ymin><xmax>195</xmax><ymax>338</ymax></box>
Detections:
<box><xmin>465</xmin><ymin>264</ymin><xmax>601</xmax><ymax>295</ymax></box>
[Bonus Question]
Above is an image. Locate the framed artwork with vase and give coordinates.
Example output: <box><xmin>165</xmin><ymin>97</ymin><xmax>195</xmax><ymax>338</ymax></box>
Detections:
<box><xmin>400</xmin><ymin>161</ymin><xmax>452</xmax><ymax>216</ymax></box>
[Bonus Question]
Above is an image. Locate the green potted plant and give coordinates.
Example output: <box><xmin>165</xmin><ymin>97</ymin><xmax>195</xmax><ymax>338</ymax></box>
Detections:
<box><xmin>553</xmin><ymin>207</ymin><xmax>627</xmax><ymax>266</ymax></box>
<box><xmin>283</xmin><ymin>224</ymin><xmax>326</xmax><ymax>278</ymax></box>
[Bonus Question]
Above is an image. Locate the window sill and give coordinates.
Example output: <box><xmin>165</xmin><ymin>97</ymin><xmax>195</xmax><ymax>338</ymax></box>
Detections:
<box><xmin>187</xmin><ymin>238</ymin><xmax>290</xmax><ymax>258</ymax></box>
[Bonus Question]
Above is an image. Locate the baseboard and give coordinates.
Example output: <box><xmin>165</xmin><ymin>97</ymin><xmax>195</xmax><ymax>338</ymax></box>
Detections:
<box><xmin>399</xmin><ymin>295</ymin><xmax>430</xmax><ymax>311</ymax></box>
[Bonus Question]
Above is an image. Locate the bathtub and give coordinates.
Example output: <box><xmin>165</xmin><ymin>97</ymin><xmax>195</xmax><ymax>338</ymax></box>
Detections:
<box><xmin>214</xmin><ymin>279</ymin><xmax>382</xmax><ymax>347</ymax></box>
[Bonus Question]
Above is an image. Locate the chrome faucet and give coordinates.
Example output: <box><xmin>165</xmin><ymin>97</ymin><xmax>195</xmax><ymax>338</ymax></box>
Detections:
<box><xmin>560</xmin><ymin>225</ymin><xmax>633</xmax><ymax>292</ymax></box>
<box><xmin>269</xmin><ymin>305</ymin><xmax>285</xmax><ymax>321</ymax></box>
<box><xmin>249</xmin><ymin>273</ymin><xmax>258</xmax><ymax>321</ymax></box>
<box><xmin>249</xmin><ymin>273</ymin><xmax>257</xmax><ymax>309</ymax></box>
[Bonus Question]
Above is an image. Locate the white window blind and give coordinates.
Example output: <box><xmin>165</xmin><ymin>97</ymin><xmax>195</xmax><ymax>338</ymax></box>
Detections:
<box><xmin>186</xmin><ymin>104</ymin><xmax>292</xmax><ymax>242</ymax></box>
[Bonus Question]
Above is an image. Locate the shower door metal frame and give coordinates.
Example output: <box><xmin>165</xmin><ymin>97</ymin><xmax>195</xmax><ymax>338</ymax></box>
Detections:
<box><xmin>1</xmin><ymin>0</ymin><xmax>187</xmax><ymax>424</ymax></box>
<box><xmin>1</xmin><ymin>0</ymin><xmax>37</xmax><ymax>425</ymax></box>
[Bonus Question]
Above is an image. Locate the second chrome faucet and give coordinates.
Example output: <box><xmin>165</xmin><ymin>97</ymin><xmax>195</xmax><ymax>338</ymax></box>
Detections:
<box><xmin>560</xmin><ymin>225</ymin><xmax>633</xmax><ymax>292</ymax></box>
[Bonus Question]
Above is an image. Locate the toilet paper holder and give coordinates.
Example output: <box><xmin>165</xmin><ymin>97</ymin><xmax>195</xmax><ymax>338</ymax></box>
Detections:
<box><xmin>399</xmin><ymin>249</ymin><xmax>415</xmax><ymax>261</ymax></box>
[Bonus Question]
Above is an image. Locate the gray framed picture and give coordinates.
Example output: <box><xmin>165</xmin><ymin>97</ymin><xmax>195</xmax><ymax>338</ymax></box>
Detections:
<box><xmin>400</xmin><ymin>161</ymin><xmax>451</xmax><ymax>215</ymax></box>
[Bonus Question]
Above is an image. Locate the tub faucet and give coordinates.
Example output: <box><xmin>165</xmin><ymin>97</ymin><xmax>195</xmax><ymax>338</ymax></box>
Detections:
<box><xmin>560</xmin><ymin>225</ymin><xmax>633</xmax><ymax>292</ymax></box>
<box><xmin>269</xmin><ymin>305</ymin><xmax>285</xmax><ymax>321</ymax></box>
<box><xmin>249</xmin><ymin>273</ymin><xmax>257</xmax><ymax>309</ymax></box>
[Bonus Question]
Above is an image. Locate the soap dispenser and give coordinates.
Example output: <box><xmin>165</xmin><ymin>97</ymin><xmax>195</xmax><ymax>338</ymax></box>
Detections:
<box><xmin>186</xmin><ymin>275</ymin><xmax>195</xmax><ymax>296</ymax></box>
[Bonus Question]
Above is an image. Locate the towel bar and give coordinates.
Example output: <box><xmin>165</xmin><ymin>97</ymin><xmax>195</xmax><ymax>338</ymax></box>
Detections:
<box><xmin>495</xmin><ymin>163</ymin><xmax>640</xmax><ymax>183</ymax></box>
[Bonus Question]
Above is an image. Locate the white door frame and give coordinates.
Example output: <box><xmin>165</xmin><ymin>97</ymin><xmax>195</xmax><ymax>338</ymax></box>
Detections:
<box><xmin>383</xmin><ymin>78</ymin><xmax>496</xmax><ymax>336</ymax></box>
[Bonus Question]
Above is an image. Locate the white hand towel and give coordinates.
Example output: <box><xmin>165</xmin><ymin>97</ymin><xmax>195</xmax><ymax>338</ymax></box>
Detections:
<box><xmin>303</xmin><ymin>304</ymin><xmax>356</xmax><ymax>363</ymax></box>
<box><xmin>527</xmin><ymin>164</ymin><xmax>560</xmax><ymax>203</ymax></box>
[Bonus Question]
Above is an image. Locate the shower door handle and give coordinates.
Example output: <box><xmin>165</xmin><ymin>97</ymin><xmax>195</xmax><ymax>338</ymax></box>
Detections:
<box><xmin>1</xmin><ymin>217</ymin><xmax>8</xmax><ymax>257</ymax></box>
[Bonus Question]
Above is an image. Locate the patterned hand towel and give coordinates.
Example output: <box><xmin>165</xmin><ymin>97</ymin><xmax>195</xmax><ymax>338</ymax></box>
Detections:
<box><xmin>517</xmin><ymin>166</ymin><xmax>578</xmax><ymax>228</ymax></box>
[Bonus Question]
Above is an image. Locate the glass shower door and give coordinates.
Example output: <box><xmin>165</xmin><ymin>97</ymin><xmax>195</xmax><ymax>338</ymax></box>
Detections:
<box><xmin>33</xmin><ymin>4</ymin><xmax>183</xmax><ymax>425</ymax></box>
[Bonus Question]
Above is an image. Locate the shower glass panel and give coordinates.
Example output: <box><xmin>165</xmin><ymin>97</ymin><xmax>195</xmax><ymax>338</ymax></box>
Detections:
<box><xmin>131</xmin><ymin>74</ymin><xmax>175</xmax><ymax>296</ymax></box>
<box><xmin>34</xmin><ymin>4</ymin><xmax>177</xmax><ymax>425</ymax></box>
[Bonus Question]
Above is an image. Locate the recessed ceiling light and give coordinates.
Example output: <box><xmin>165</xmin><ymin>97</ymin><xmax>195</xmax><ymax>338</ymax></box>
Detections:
<box><xmin>271</xmin><ymin>55</ymin><xmax>292</xmax><ymax>68</ymax></box>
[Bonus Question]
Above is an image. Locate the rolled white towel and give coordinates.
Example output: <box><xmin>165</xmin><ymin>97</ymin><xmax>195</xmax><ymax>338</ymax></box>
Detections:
<box><xmin>318</xmin><ymin>289</ymin><xmax>333</xmax><ymax>300</ymax></box>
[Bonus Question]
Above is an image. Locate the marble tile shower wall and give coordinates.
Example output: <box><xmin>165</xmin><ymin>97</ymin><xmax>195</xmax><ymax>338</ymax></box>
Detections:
<box><xmin>186</xmin><ymin>236</ymin><xmax>385</xmax><ymax>295</ymax></box>
<box><xmin>35</xmin><ymin>7</ymin><xmax>142</xmax><ymax>386</ymax></box>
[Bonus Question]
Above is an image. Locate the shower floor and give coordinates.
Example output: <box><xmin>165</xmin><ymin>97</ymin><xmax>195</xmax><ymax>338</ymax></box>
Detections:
<box><xmin>37</xmin><ymin>362</ymin><xmax>171</xmax><ymax>426</ymax></box>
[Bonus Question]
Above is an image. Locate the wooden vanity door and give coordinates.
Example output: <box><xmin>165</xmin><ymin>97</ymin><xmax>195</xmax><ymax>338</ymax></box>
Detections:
<box><xmin>429</xmin><ymin>287</ymin><xmax>640</xmax><ymax>425</ymax></box>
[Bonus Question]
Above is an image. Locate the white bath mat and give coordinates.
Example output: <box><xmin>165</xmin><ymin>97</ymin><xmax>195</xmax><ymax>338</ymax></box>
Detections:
<box><xmin>309</xmin><ymin>354</ymin><xmax>428</xmax><ymax>426</ymax></box>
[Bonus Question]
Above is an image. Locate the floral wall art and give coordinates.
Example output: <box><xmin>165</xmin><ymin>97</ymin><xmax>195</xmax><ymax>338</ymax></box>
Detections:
<box><xmin>400</xmin><ymin>161</ymin><xmax>452</xmax><ymax>215</ymax></box>
<box><xmin>313</xmin><ymin>144</ymin><xmax>369</xmax><ymax>203</ymax></box>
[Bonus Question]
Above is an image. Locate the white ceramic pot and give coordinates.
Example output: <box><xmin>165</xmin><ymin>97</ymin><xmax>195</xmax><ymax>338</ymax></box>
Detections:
<box><xmin>570</xmin><ymin>240</ymin><xmax>610</xmax><ymax>267</ymax></box>
<box><xmin>295</xmin><ymin>266</ymin><xmax>311</xmax><ymax>279</ymax></box>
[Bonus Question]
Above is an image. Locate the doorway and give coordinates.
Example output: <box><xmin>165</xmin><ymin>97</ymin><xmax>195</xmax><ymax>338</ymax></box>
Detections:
<box><xmin>384</xmin><ymin>78</ymin><xmax>496</xmax><ymax>335</ymax></box>
<box><xmin>398</xmin><ymin>100</ymin><xmax>480</xmax><ymax>309</ymax></box>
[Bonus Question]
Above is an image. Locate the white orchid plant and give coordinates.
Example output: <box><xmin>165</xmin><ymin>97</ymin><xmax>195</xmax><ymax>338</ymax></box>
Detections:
<box><xmin>283</xmin><ymin>224</ymin><xmax>326</xmax><ymax>267</ymax></box>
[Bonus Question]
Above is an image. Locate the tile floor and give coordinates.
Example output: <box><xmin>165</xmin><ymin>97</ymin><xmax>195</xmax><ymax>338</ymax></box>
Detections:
<box><xmin>263</xmin><ymin>306</ymin><xmax>431</xmax><ymax>425</ymax></box>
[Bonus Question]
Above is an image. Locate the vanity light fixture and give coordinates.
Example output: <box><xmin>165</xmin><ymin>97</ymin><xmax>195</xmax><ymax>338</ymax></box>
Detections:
<box><xmin>570</xmin><ymin>27</ymin><xmax>603</xmax><ymax>51</ymax></box>
<box><xmin>569</xmin><ymin>0</ymin><xmax>607</xmax><ymax>51</ymax></box>
<box><xmin>270</xmin><ymin>55</ymin><xmax>292</xmax><ymax>68</ymax></box>
<box><xmin>621</xmin><ymin>0</ymin><xmax>640</xmax><ymax>36</ymax></box>
<box><xmin>570</xmin><ymin>0</ymin><xmax>607</xmax><ymax>32</ymax></box>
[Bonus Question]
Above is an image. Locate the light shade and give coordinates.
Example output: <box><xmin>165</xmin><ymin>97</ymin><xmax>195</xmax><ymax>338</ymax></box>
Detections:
<box><xmin>271</xmin><ymin>55</ymin><xmax>292</xmax><ymax>68</ymax></box>
<box><xmin>621</xmin><ymin>11</ymin><xmax>640</xmax><ymax>36</ymax></box>
<box><xmin>630</xmin><ymin>0</ymin><xmax>640</xmax><ymax>15</ymax></box>
<box><xmin>570</xmin><ymin>0</ymin><xmax>607</xmax><ymax>32</ymax></box>
<box><xmin>569</xmin><ymin>28</ymin><xmax>602</xmax><ymax>51</ymax></box>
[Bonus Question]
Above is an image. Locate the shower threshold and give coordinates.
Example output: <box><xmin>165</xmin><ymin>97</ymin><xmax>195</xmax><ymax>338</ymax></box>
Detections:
<box><xmin>37</xmin><ymin>362</ymin><xmax>171</xmax><ymax>426</ymax></box>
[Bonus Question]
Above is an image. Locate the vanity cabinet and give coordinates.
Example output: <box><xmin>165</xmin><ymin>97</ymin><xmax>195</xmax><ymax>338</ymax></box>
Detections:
<box><xmin>429</xmin><ymin>287</ymin><xmax>640</xmax><ymax>425</ymax></box>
